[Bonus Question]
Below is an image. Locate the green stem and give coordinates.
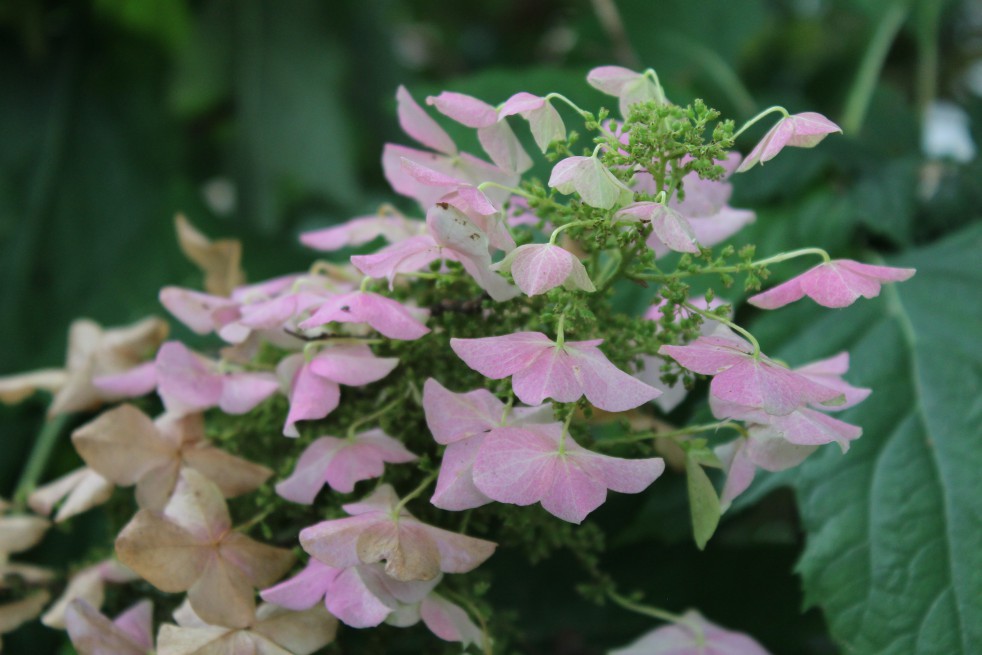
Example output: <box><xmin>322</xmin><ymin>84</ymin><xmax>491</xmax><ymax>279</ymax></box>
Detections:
<box><xmin>392</xmin><ymin>471</ymin><xmax>438</xmax><ymax>516</ymax></box>
<box><xmin>13</xmin><ymin>414</ymin><xmax>71</xmax><ymax>504</ymax></box>
<box><xmin>607</xmin><ymin>590</ymin><xmax>700</xmax><ymax>634</ymax></box>
<box><xmin>360</xmin><ymin>276</ymin><xmax>373</xmax><ymax>292</ymax></box>
<box><xmin>476</xmin><ymin>181</ymin><xmax>531</xmax><ymax>199</ymax></box>
<box><xmin>597</xmin><ymin>421</ymin><xmax>747</xmax><ymax>448</ymax></box>
<box><xmin>555</xmin><ymin>313</ymin><xmax>566</xmax><ymax>347</ymax></box>
<box><xmin>842</xmin><ymin>1</ymin><xmax>910</xmax><ymax>134</ymax></box>
<box><xmin>558</xmin><ymin>409</ymin><xmax>575</xmax><ymax>455</ymax></box>
<box><xmin>549</xmin><ymin>220</ymin><xmax>594</xmax><ymax>245</ymax></box>
<box><xmin>347</xmin><ymin>394</ymin><xmax>405</xmax><ymax>439</ymax></box>
<box><xmin>683</xmin><ymin>301</ymin><xmax>761</xmax><ymax>357</ymax></box>
<box><xmin>732</xmin><ymin>105</ymin><xmax>790</xmax><ymax>139</ymax></box>
<box><xmin>638</xmin><ymin>246</ymin><xmax>830</xmax><ymax>282</ymax></box>
<box><xmin>545</xmin><ymin>93</ymin><xmax>593</xmax><ymax>120</ymax></box>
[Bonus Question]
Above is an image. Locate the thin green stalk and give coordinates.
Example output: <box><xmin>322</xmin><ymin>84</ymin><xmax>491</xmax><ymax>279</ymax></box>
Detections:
<box><xmin>608</xmin><ymin>590</ymin><xmax>706</xmax><ymax>645</ymax></box>
<box><xmin>732</xmin><ymin>105</ymin><xmax>790</xmax><ymax>140</ymax></box>
<box><xmin>14</xmin><ymin>414</ymin><xmax>71</xmax><ymax>504</ymax></box>
<box><xmin>392</xmin><ymin>471</ymin><xmax>438</xmax><ymax>516</ymax></box>
<box><xmin>597</xmin><ymin>421</ymin><xmax>747</xmax><ymax>448</ymax></box>
<box><xmin>842</xmin><ymin>1</ymin><xmax>910</xmax><ymax>134</ymax></box>
<box><xmin>683</xmin><ymin>301</ymin><xmax>761</xmax><ymax>357</ymax></box>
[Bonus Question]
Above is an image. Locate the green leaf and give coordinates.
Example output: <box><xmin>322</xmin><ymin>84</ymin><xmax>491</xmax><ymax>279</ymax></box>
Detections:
<box><xmin>747</xmin><ymin>224</ymin><xmax>982</xmax><ymax>652</ymax></box>
<box><xmin>686</xmin><ymin>454</ymin><xmax>721</xmax><ymax>550</ymax></box>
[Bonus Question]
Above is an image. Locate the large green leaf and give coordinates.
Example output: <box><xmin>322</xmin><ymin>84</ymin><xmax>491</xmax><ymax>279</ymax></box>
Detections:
<box><xmin>747</xmin><ymin>224</ymin><xmax>982</xmax><ymax>653</ymax></box>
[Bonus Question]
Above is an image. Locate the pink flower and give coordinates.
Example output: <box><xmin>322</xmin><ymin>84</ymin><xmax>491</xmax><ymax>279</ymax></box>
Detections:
<box><xmin>716</xmin><ymin>433</ymin><xmax>817</xmax><ymax>510</ymax></box>
<box><xmin>491</xmin><ymin>243</ymin><xmax>596</xmax><ymax>296</ymax></box>
<box><xmin>471</xmin><ymin>422</ymin><xmax>664</xmax><ymax>523</ymax></box>
<box><xmin>793</xmin><ymin>352</ymin><xmax>871</xmax><ymax>409</ymax></box>
<box><xmin>615</xmin><ymin>202</ymin><xmax>700</xmax><ymax>253</ymax></box>
<box><xmin>748</xmin><ymin>260</ymin><xmax>916</xmax><ymax>309</ymax></box>
<box><xmin>499</xmin><ymin>92</ymin><xmax>566</xmax><ymax>153</ymax></box>
<box><xmin>65</xmin><ymin>599</ymin><xmax>153</xmax><ymax>655</ymax></box>
<box><xmin>549</xmin><ymin>155</ymin><xmax>633</xmax><ymax>209</ymax></box>
<box><xmin>155</xmin><ymin>341</ymin><xmax>280</xmax><ymax>416</ymax></box>
<box><xmin>586</xmin><ymin>66</ymin><xmax>667</xmax><ymax>118</ymax></box>
<box><xmin>737</xmin><ymin>112</ymin><xmax>841</xmax><ymax>172</ymax></box>
<box><xmin>276</xmin><ymin>429</ymin><xmax>417</xmax><ymax>502</ymax></box>
<box><xmin>299</xmin><ymin>485</ymin><xmax>496</xmax><ymax>582</ymax></box>
<box><xmin>300</xmin><ymin>211</ymin><xmax>424</xmax><ymax>252</ymax></box>
<box><xmin>298</xmin><ymin>291</ymin><xmax>430</xmax><ymax>340</ymax></box>
<box><xmin>610</xmin><ymin>610</ymin><xmax>771</xmax><ymax>655</ymax></box>
<box><xmin>423</xmin><ymin>378</ymin><xmax>552</xmax><ymax>510</ymax></box>
<box><xmin>426</xmin><ymin>91</ymin><xmax>532</xmax><ymax>173</ymax></box>
<box><xmin>277</xmin><ymin>345</ymin><xmax>399</xmax><ymax>437</ymax></box>
<box><xmin>659</xmin><ymin>327</ymin><xmax>844</xmax><ymax>416</ymax></box>
<box><xmin>451</xmin><ymin>332</ymin><xmax>661</xmax><ymax>411</ymax></box>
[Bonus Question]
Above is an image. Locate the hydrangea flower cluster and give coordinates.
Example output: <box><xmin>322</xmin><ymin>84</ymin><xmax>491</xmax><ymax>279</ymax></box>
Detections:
<box><xmin>0</xmin><ymin>65</ymin><xmax>914</xmax><ymax>653</ymax></box>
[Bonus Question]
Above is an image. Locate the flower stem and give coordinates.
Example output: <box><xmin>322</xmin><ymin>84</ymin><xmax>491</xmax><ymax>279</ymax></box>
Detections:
<box><xmin>608</xmin><ymin>590</ymin><xmax>706</xmax><ymax>645</ymax></box>
<box><xmin>548</xmin><ymin>220</ymin><xmax>594</xmax><ymax>245</ymax></box>
<box><xmin>14</xmin><ymin>413</ymin><xmax>71</xmax><ymax>505</ymax></box>
<box><xmin>347</xmin><ymin>394</ymin><xmax>405</xmax><ymax>439</ymax></box>
<box><xmin>476</xmin><ymin>181</ymin><xmax>531</xmax><ymax>199</ymax></box>
<box><xmin>732</xmin><ymin>105</ymin><xmax>790</xmax><ymax>139</ymax></box>
<box><xmin>683</xmin><ymin>301</ymin><xmax>761</xmax><ymax>357</ymax></box>
<box><xmin>597</xmin><ymin>421</ymin><xmax>747</xmax><ymax>447</ymax></box>
<box><xmin>393</xmin><ymin>471</ymin><xmax>438</xmax><ymax>516</ymax></box>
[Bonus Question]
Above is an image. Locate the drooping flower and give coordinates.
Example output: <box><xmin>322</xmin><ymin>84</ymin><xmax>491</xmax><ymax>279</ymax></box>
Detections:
<box><xmin>72</xmin><ymin>404</ymin><xmax>272</xmax><ymax>510</ymax></box>
<box><xmin>28</xmin><ymin>467</ymin><xmax>113</xmax><ymax>524</ymax></box>
<box><xmin>276</xmin><ymin>429</ymin><xmax>418</xmax><ymax>503</ymax></box>
<box><xmin>155</xmin><ymin>599</ymin><xmax>336</xmax><ymax>655</ymax></box>
<box><xmin>471</xmin><ymin>422</ymin><xmax>664</xmax><ymax>523</ymax></box>
<box><xmin>298</xmin><ymin>291</ymin><xmax>430</xmax><ymax>340</ymax></box>
<box><xmin>610</xmin><ymin>610</ymin><xmax>771</xmax><ymax>655</ymax></box>
<box><xmin>499</xmin><ymin>92</ymin><xmax>566</xmax><ymax>153</ymax></box>
<box><xmin>747</xmin><ymin>260</ymin><xmax>916</xmax><ymax>309</ymax></box>
<box><xmin>299</xmin><ymin>484</ymin><xmax>496</xmax><ymax>582</ymax></box>
<box><xmin>300</xmin><ymin>209</ymin><xmax>424</xmax><ymax>252</ymax></box>
<box><xmin>737</xmin><ymin>112</ymin><xmax>841</xmax><ymax>172</ymax></box>
<box><xmin>491</xmin><ymin>243</ymin><xmax>596</xmax><ymax>296</ymax></box>
<box><xmin>423</xmin><ymin>378</ymin><xmax>552</xmax><ymax>510</ymax></box>
<box><xmin>278</xmin><ymin>345</ymin><xmax>399</xmax><ymax>437</ymax></box>
<box><xmin>451</xmin><ymin>332</ymin><xmax>661</xmax><ymax>411</ymax></box>
<box><xmin>426</xmin><ymin>91</ymin><xmax>533</xmax><ymax>174</ymax></box>
<box><xmin>41</xmin><ymin>559</ymin><xmax>137</xmax><ymax>629</ymax></box>
<box><xmin>65</xmin><ymin>599</ymin><xmax>153</xmax><ymax>655</ymax></box>
<box><xmin>586</xmin><ymin>66</ymin><xmax>667</xmax><ymax>118</ymax></box>
<box><xmin>793</xmin><ymin>352</ymin><xmax>871</xmax><ymax>409</ymax></box>
<box><xmin>154</xmin><ymin>341</ymin><xmax>280</xmax><ymax>416</ymax></box>
<box><xmin>0</xmin><ymin>317</ymin><xmax>168</xmax><ymax>416</ymax></box>
<box><xmin>658</xmin><ymin>327</ymin><xmax>844</xmax><ymax>416</ymax></box>
<box><xmin>548</xmin><ymin>154</ymin><xmax>633</xmax><ymax>209</ymax></box>
<box><xmin>614</xmin><ymin>202</ymin><xmax>700</xmax><ymax>253</ymax></box>
<box><xmin>115</xmin><ymin>469</ymin><xmax>295</xmax><ymax>628</ymax></box>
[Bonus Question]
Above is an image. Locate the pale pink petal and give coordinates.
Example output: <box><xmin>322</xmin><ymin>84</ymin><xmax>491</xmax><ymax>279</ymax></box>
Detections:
<box><xmin>299</xmin><ymin>515</ymin><xmax>377</xmax><ymax>570</ymax></box>
<box><xmin>397</xmin><ymin>85</ymin><xmax>456</xmax><ymax>155</ymax></box>
<box><xmin>300</xmin><ymin>214</ymin><xmax>422</xmax><ymax>251</ymax></box>
<box><xmin>279</xmin><ymin>358</ymin><xmax>341</xmax><ymax>437</ymax></box>
<box><xmin>408</xmin><ymin>522</ymin><xmax>496</xmax><ymax>574</ymax></box>
<box><xmin>471</xmin><ymin>425</ymin><xmax>559</xmax><ymax>507</ymax></box>
<box><xmin>586</xmin><ymin>66</ymin><xmax>642</xmax><ymax>95</ymax></box>
<box><xmin>549</xmin><ymin>156</ymin><xmax>631</xmax><ymax>209</ymax></box>
<box><xmin>219</xmin><ymin>372</ymin><xmax>279</xmax><ymax>414</ymax></box>
<box><xmin>426</xmin><ymin>91</ymin><xmax>497</xmax><ymax>128</ymax></box>
<box><xmin>324</xmin><ymin>431</ymin><xmax>416</xmax><ymax>494</ymax></box>
<box><xmin>308</xmin><ymin>345</ymin><xmax>398</xmax><ymax>386</ymax></box>
<box><xmin>341</xmin><ymin>484</ymin><xmax>401</xmax><ymax>516</ymax></box>
<box><xmin>431</xmin><ymin>437</ymin><xmax>493</xmax><ymax>511</ymax></box>
<box><xmin>401</xmin><ymin>157</ymin><xmax>468</xmax><ymax>187</ymax></box>
<box><xmin>275</xmin><ymin>437</ymin><xmax>343</xmax><ymax>504</ymax></box>
<box><xmin>616</xmin><ymin>202</ymin><xmax>699</xmax><ymax>253</ymax></box>
<box><xmin>795</xmin><ymin>352</ymin><xmax>870</xmax><ymax>410</ymax></box>
<box><xmin>744</xmin><ymin>430</ymin><xmax>816</xmax><ymax>472</ymax></box>
<box><xmin>498</xmin><ymin>92</ymin><xmax>546</xmax><ymax>116</ymax></box>
<box><xmin>569</xmin><ymin>343</ymin><xmax>662</xmax><ymax>412</ymax></box>
<box><xmin>510</xmin><ymin>348</ymin><xmax>584</xmax><ymax>405</ymax></box>
<box><xmin>716</xmin><ymin>439</ymin><xmax>757</xmax><ymax>510</ymax></box>
<box><xmin>503</xmin><ymin>244</ymin><xmax>576</xmax><ymax>296</ymax></box>
<box><xmin>610</xmin><ymin>610</ymin><xmax>771</xmax><ymax>655</ymax></box>
<box><xmin>299</xmin><ymin>292</ymin><xmax>430</xmax><ymax>340</ymax></box>
<box><xmin>92</xmin><ymin>362</ymin><xmax>158</xmax><ymax>398</ymax></box>
<box><xmin>422</xmin><ymin>378</ymin><xmax>504</xmax><ymax>445</ymax></box>
<box><xmin>323</xmin><ymin>566</ymin><xmax>394</xmax><ymax>628</ymax></box>
<box><xmin>450</xmin><ymin>332</ymin><xmax>554</xmax><ymax>380</ymax></box>
<box><xmin>420</xmin><ymin>594</ymin><xmax>484</xmax><ymax>647</ymax></box>
<box><xmin>159</xmin><ymin>287</ymin><xmax>238</xmax><ymax>335</ymax></box>
<box><xmin>351</xmin><ymin>234</ymin><xmax>443</xmax><ymax>287</ymax></box>
<box><xmin>113</xmin><ymin>600</ymin><xmax>154</xmax><ymax>651</ymax></box>
<box><xmin>738</xmin><ymin>112</ymin><xmax>841</xmax><ymax>172</ymax></box>
<box><xmin>477</xmin><ymin>120</ymin><xmax>533</xmax><ymax>173</ymax></box>
<box><xmin>155</xmin><ymin>342</ymin><xmax>223</xmax><ymax>415</ymax></box>
<box><xmin>382</xmin><ymin>144</ymin><xmax>463</xmax><ymax>209</ymax></box>
<box><xmin>762</xmin><ymin>408</ymin><xmax>862</xmax><ymax>450</ymax></box>
<box><xmin>746</xmin><ymin>276</ymin><xmax>807</xmax><ymax>309</ymax></box>
<box><xmin>29</xmin><ymin>467</ymin><xmax>113</xmax><ymax>523</ymax></box>
<box><xmin>261</xmin><ymin>559</ymin><xmax>339</xmax><ymax>611</ymax></box>
<box><xmin>64</xmin><ymin>600</ymin><xmax>148</xmax><ymax>655</ymax></box>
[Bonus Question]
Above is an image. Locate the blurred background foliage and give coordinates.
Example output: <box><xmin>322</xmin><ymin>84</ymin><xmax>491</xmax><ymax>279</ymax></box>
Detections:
<box><xmin>1</xmin><ymin>0</ymin><xmax>980</xmax><ymax>653</ymax></box>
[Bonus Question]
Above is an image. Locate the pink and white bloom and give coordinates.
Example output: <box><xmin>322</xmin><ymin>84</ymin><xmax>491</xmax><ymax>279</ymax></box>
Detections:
<box><xmin>299</xmin><ymin>484</ymin><xmax>496</xmax><ymax>582</ymax></box>
<box><xmin>298</xmin><ymin>291</ymin><xmax>430</xmax><ymax>340</ymax></box>
<box><xmin>278</xmin><ymin>345</ymin><xmax>399</xmax><ymax>437</ymax></box>
<box><xmin>610</xmin><ymin>610</ymin><xmax>771</xmax><ymax>655</ymax></box>
<box><xmin>471</xmin><ymin>422</ymin><xmax>664</xmax><ymax>524</ymax></box>
<box><xmin>491</xmin><ymin>243</ymin><xmax>596</xmax><ymax>296</ymax></box>
<box><xmin>300</xmin><ymin>210</ymin><xmax>423</xmax><ymax>252</ymax></box>
<box><xmin>549</xmin><ymin>155</ymin><xmax>633</xmax><ymax>209</ymax></box>
<box><xmin>426</xmin><ymin>91</ymin><xmax>533</xmax><ymax>174</ymax></box>
<box><xmin>423</xmin><ymin>378</ymin><xmax>552</xmax><ymax>510</ymax></box>
<box><xmin>65</xmin><ymin>599</ymin><xmax>153</xmax><ymax>655</ymax></box>
<box><xmin>615</xmin><ymin>202</ymin><xmax>700</xmax><ymax>253</ymax></box>
<box><xmin>716</xmin><ymin>433</ymin><xmax>818</xmax><ymax>510</ymax></box>
<box><xmin>499</xmin><ymin>92</ymin><xmax>566</xmax><ymax>152</ymax></box>
<box><xmin>587</xmin><ymin>66</ymin><xmax>667</xmax><ymax>118</ymax></box>
<box><xmin>793</xmin><ymin>352</ymin><xmax>871</xmax><ymax>409</ymax></box>
<box><xmin>451</xmin><ymin>332</ymin><xmax>661</xmax><ymax>411</ymax></box>
<box><xmin>659</xmin><ymin>327</ymin><xmax>844</xmax><ymax>416</ymax></box>
<box><xmin>737</xmin><ymin>111</ymin><xmax>841</xmax><ymax>172</ymax></box>
<box><xmin>276</xmin><ymin>429</ymin><xmax>417</xmax><ymax>502</ymax></box>
<box><xmin>154</xmin><ymin>341</ymin><xmax>279</xmax><ymax>416</ymax></box>
<box><xmin>747</xmin><ymin>260</ymin><xmax>916</xmax><ymax>309</ymax></box>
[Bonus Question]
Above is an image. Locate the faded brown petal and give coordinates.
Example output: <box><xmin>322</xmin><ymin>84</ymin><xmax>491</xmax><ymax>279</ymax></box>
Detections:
<box><xmin>219</xmin><ymin>532</ymin><xmax>295</xmax><ymax>589</ymax></box>
<box><xmin>0</xmin><ymin>515</ymin><xmax>50</xmax><ymax>555</ymax></box>
<box><xmin>72</xmin><ymin>405</ymin><xmax>175</xmax><ymax>485</ymax></box>
<box><xmin>187</xmin><ymin>555</ymin><xmax>256</xmax><ymax>629</ymax></box>
<box><xmin>115</xmin><ymin>510</ymin><xmax>208</xmax><ymax>592</ymax></box>
<box><xmin>155</xmin><ymin>622</ymin><xmax>234</xmax><ymax>655</ymax></box>
<box><xmin>253</xmin><ymin>604</ymin><xmax>338</xmax><ymax>655</ymax></box>
<box><xmin>0</xmin><ymin>562</ymin><xmax>54</xmax><ymax>587</ymax></box>
<box><xmin>0</xmin><ymin>369</ymin><xmax>67</xmax><ymax>404</ymax></box>
<box><xmin>356</xmin><ymin>520</ymin><xmax>441</xmax><ymax>582</ymax></box>
<box><xmin>162</xmin><ymin>469</ymin><xmax>232</xmax><ymax>542</ymax></box>
<box><xmin>41</xmin><ymin>566</ymin><xmax>104</xmax><ymax>629</ymax></box>
<box><xmin>134</xmin><ymin>460</ymin><xmax>181</xmax><ymax>511</ymax></box>
<box><xmin>29</xmin><ymin>467</ymin><xmax>113</xmax><ymax>523</ymax></box>
<box><xmin>0</xmin><ymin>590</ymin><xmax>50</xmax><ymax>636</ymax></box>
<box><xmin>183</xmin><ymin>447</ymin><xmax>272</xmax><ymax>499</ymax></box>
<box><xmin>65</xmin><ymin>599</ymin><xmax>148</xmax><ymax>655</ymax></box>
<box><xmin>176</xmin><ymin>214</ymin><xmax>245</xmax><ymax>297</ymax></box>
